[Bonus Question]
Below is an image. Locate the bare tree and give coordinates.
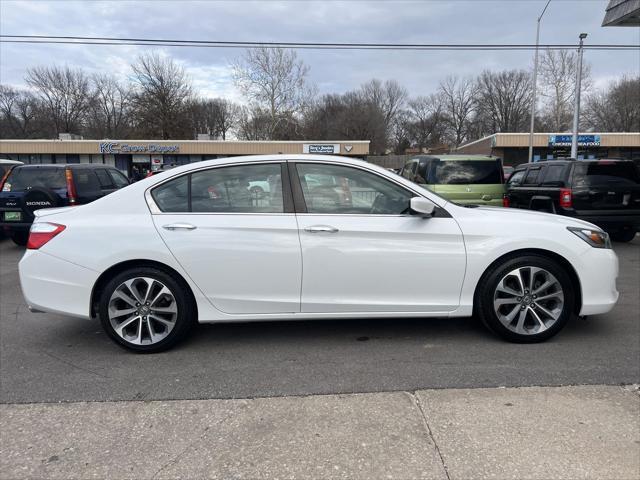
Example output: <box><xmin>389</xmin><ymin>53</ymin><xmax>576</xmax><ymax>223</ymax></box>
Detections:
<box><xmin>438</xmin><ymin>76</ymin><xmax>477</xmax><ymax>147</ymax></box>
<box><xmin>406</xmin><ymin>94</ymin><xmax>445</xmax><ymax>150</ymax></box>
<box><xmin>475</xmin><ymin>69</ymin><xmax>532</xmax><ymax>133</ymax></box>
<box><xmin>130</xmin><ymin>53</ymin><xmax>192</xmax><ymax>139</ymax></box>
<box><xmin>215</xmin><ymin>99</ymin><xmax>240</xmax><ymax>140</ymax></box>
<box><xmin>237</xmin><ymin>105</ymin><xmax>272</xmax><ymax>140</ymax></box>
<box><xmin>26</xmin><ymin>66</ymin><xmax>92</xmax><ymax>135</ymax></box>
<box><xmin>538</xmin><ymin>49</ymin><xmax>592</xmax><ymax>131</ymax></box>
<box><xmin>233</xmin><ymin>47</ymin><xmax>313</xmax><ymax>138</ymax></box>
<box><xmin>0</xmin><ymin>85</ymin><xmax>50</xmax><ymax>138</ymax></box>
<box><xmin>584</xmin><ymin>75</ymin><xmax>640</xmax><ymax>132</ymax></box>
<box><xmin>89</xmin><ymin>74</ymin><xmax>131</xmax><ymax>138</ymax></box>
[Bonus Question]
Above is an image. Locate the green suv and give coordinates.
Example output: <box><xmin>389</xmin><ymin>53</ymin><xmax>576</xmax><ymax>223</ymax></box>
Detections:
<box><xmin>400</xmin><ymin>155</ymin><xmax>506</xmax><ymax>206</ymax></box>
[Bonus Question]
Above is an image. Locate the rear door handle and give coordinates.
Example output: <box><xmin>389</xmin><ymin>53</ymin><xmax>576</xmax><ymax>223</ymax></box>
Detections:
<box><xmin>304</xmin><ymin>225</ymin><xmax>339</xmax><ymax>233</ymax></box>
<box><xmin>163</xmin><ymin>223</ymin><xmax>197</xmax><ymax>231</ymax></box>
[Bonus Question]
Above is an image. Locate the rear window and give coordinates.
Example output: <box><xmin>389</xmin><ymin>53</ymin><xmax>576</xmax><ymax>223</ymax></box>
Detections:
<box><xmin>430</xmin><ymin>160</ymin><xmax>502</xmax><ymax>185</ymax></box>
<box><xmin>573</xmin><ymin>162</ymin><xmax>640</xmax><ymax>186</ymax></box>
<box><xmin>3</xmin><ymin>167</ymin><xmax>65</xmax><ymax>192</ymax></box>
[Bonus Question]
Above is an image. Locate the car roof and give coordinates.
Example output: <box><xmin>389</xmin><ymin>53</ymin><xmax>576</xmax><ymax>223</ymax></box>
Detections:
<box><xmin>514</xmin><ymin>159</ymin><xmax>637</xmax><ymax>170</ymax></box>
<box><xmin>409</xmin><ymin>154</ymin><xmax>498</xmax><ymax>161</ymax></box>
<box><xmin>12</xmin><ymin>163</ymin><xmax>116</xmax><ymax>169</ymax></box>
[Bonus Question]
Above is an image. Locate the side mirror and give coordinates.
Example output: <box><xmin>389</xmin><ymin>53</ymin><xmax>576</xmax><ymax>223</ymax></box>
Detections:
<box><xmin>410</xmin><ymin>197</ymin><xmax>436</xmax><ymax>217</ymax></box>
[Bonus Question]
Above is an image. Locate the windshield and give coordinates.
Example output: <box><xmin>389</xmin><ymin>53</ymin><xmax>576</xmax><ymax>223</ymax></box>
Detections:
<box><xmin>573</xmin><ymin>162</ymin><xmax>640</xmax><ymax>187</ymax></box>
<box><xmin>431</xmin><ymin>160</ymin><xmax>502</xmax><ymax>185</ymax></box>
<box><xmin>3</xmin><ymin>167</ymin><xmax>66</xmax><ymax>191</ymax></box>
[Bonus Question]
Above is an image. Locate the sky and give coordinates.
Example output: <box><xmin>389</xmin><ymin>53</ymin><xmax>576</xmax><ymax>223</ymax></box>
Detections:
<box><xmin>1</xmin><ymin>0</ymin><xmax>639</xmax><ymax>102</ymax></box>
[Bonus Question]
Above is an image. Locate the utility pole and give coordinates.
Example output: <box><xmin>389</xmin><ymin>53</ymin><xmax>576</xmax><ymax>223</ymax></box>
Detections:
<box><xmin>571</xmin><ymin>33</ymin><xmax>587</xmax><ymax>159</ymax></box>
<box><xmin>528</xmin><ymin>0</ymin><xmax>551</xmax><ymax>163</ymax></box>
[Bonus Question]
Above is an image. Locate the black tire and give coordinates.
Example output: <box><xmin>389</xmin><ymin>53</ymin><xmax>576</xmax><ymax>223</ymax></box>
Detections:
<box><xmin>610</xmin><ymin>229</ymin><xmax>636</xmax><ymax>243</ymax></box>
<box><xmin>9</xmin><ymin>230</ymin><xmax>29</xmax><ymax>246</ymax></box>
<box><xmin>98</xmin><ymin>267</ymin><xmax>196</xmax><ymax>353</ymax></box>
<box><xmin>475</xmin><ymin>254</ymin><xmax>575</xmax><ymax>343</ymax></box>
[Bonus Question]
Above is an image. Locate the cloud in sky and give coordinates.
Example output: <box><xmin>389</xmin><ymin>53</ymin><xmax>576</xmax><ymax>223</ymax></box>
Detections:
<box><xmin>1</xmin><ymin>0</ymin><xmax>638</xmax><ymax>100</ymax></box>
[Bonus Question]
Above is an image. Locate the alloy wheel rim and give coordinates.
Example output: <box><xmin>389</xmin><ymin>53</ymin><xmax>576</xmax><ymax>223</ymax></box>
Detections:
<box><xmin>108</xmin><ymin>277</ymin><xmax>177</xmax><ymax>345</ymax></box>
<box><xmin>493</xmin><ymin>266</ymin><xmax>564</xmax><ymax>335</ymax></box>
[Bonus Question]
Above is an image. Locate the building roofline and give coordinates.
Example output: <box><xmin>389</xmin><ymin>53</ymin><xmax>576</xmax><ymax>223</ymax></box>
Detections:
<box><xmin>0</xmin><ymin>139</ymin><xmax>371</xmax><ymax>144</ymax></box>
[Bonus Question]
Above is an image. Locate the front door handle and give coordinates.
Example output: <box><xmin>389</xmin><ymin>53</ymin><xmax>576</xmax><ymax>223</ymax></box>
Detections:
<box><xmin>304</xmin><ymin>225</ymin><xmax>339</xmax><ymax>233</ymax></box>
<box><xmin>163</xmin><ymin>223</ymin><xmax>197</xmax><ymax>231</ymax></box>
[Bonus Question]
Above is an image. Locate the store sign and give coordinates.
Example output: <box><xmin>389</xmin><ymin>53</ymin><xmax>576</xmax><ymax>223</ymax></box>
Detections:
<box><xmin>548</xmin><ymin>135</ymin><xmax>601</xmax><ymax>147</ymax></box>
<box><xmin>303</xmin><ymin>144</ymin><xmax>341</xmax><ymax>154</ymax></box>
<box><xmin>99</xmin><ymin>142</ymin><xmax>179</xmax><ymax>154</ymax></box>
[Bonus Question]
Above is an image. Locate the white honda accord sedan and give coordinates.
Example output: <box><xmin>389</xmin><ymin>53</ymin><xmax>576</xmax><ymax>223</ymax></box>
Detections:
<box><xmin>19</xmin><ymin>155</ymin><xmax>618</xmax><ymax>352</ymax></box>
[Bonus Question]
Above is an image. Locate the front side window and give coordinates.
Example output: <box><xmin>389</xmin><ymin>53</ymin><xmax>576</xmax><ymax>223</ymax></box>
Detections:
<box><xmin>401</xmin><ymin>161</ymin><xmax>416</xmax><ymax>180</ymax></box>
<box><xmin>507</xmin><ymin>170</ymin><xmax>526</xmax><ymax>186</ymax></box>
<box><xmin>297</xmin><ymin>163</ymin><xmax>413</xmax><ymax>215</ymax></box>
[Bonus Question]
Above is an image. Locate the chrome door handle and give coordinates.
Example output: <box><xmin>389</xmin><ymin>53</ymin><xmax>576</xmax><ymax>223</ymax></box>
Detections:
<box><xmin>163</xmin><ymin>223</ymin><xmax>197</xmax><ymax>231</ymax></box>
<box><xmin>304</xmin><ymin>225</ymin><xmax>339</xmax><ymax>233</ymax></box>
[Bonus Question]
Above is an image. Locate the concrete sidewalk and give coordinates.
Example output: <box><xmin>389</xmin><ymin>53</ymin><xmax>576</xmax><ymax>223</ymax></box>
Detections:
<box><xmin>1</xmin><ymin>386</ymin><xmax>638</xmax><ymax>480</ymax></box>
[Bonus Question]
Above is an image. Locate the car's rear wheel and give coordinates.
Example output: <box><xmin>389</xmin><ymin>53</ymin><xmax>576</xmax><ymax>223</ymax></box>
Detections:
<box><xmin>476</xmin><ymin>255</ymin><xmax>575</xmax><ymax>343</ymax></box>
<box><xmin>610</xmin><ymin>229</ymin><xmax>636</xmax><ymax>243</ymax></box>
<box><xmin>9</xmin><ymin>230</ymin><xmax>29</xmax><ymax>246</ymax></box>
<box><xmin>98</xmin><ymin>267</ymin><xmax>195</xmax><ymax>353</ymax></box>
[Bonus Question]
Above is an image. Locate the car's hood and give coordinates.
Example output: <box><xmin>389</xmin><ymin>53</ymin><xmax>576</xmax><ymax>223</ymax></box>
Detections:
<box><xmin>467</xmin><ymin>205</ymin><xmax>601</xmax><ymax>230</ymax></box>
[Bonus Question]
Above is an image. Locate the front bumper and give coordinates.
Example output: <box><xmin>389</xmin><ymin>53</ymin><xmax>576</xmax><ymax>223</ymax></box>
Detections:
<box><xmin>577</xmin><ymin>247</ymin><xmax>619</xmax><ymax>316</ymax></box>
<box><xmin>19</xmin><ymin>249</ymin><xmax>98</xmax><ymax>319</ymax></box>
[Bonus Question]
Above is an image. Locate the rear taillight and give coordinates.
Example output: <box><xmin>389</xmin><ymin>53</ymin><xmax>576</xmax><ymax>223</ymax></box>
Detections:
<box><xmin>0</xmin><ymin>169</ymin><xmax>11</xmax><ymax>192</ymax></box>
<box><xmin>65</xmin><ymin>169</ymin><xmax>78</xmax><ymax>205</ymax></box>
<box><xmin>502</xmin><ymin>195</ymin><xmax>510</xmax><ymax>208</ymax></box>
<box><xmin>559</xmin><ymin>188</ymin><xmax>573</xmax><ymax>208</ymax></box>
<box><xmin>27</xmin><ymin>223</ymin><xmax>66</xmax><ymax>250</ymax></box>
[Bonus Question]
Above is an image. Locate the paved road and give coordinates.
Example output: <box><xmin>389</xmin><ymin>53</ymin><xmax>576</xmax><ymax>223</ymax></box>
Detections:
<box><xmin>1</xmin><ymin>237</ymin><xmax>638</xmax><ymax>404</ymax></box>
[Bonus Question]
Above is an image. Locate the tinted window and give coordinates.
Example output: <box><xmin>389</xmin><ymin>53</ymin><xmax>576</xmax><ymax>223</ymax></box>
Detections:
<box><xmin>191</xmin><ymin>163</ymin><xmax>283</xmax><ymax>213</ymax></box>
<box><xmin>401</xmin><ymin>161</ymin><xmax>416</xmax><ymax>180</ymax></box>
<box><xmin>573</xmin><ymin>162</ymin><xmax>640</xmax><ymax>186</ymax></box>
<box><xmin>416</xmin><ymin>160</ymin><xmax>429</xmax><ymax>184</ymax></box>
<box><xmin>3</xmin><ymin>167</ymin><xmax>65</xmax><ymax>191</ymax></box>
<box><xmin>523</xmin><ymin>168</ymin><xmax>541</xmax><ymax>185</ymax></box>
<box><xmin>109</xmin><ymin>170</ymin><xmax>129</xmax><ymax>188</ymax></box>
<box><xmin>95</xmin><ymin>169</ymin><xmax>114</xmax><ymax>188</ymax></box>
<box><xmin>74</xmin><ymin>170</ymin><xmax>102</xmax><ymax>196</ymax></box>
<box><xmin>541</xmin><ymin>165</ymin><xmax>566</xmax><ymax>185</ymax></box>
<box><xmin>297</xmin><ymin>163</ymin><xmax>412</xmax><ymax>215</ymax></box>
<box><xmin>152</xmin><ymin>174</ymin><xmax>189</xmax><ymax>212</ymax></box>
<box><xmin>507</xmin><ymin>170</ymin><xmax>526</xmax><ymax>186</ymax></box>
<box><xmin>431</xmin><ymin>160</ymin><xmax>502</xmax><ymax>184</ymax></box>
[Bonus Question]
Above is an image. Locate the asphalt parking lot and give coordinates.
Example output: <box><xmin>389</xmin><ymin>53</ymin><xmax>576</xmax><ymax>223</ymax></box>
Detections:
<box><xmin>1</xmin><ymin>237</ymin><xmax>638</xmax><ymax>404</ymax></box>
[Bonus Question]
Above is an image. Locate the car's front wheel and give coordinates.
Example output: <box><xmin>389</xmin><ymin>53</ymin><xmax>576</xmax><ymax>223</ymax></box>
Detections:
<box><xmin>476</xmin><ymin>254</ymin><xmax>575</xmax><ymax>343</ymax></box>
<box><xmin>98</xmin><ymin>267</ymin><xmax>195</xmax><ymax>353</ymax></box>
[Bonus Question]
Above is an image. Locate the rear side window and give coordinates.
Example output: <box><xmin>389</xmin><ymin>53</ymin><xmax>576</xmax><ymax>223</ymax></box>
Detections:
<box><xmin>152</xmin><ymin>174</ymin><xmax>189</xmax><ymax>212</ymax></box>
<box><xmin>2</xmin><ymin>168</ymin><xmax>65</xmax><ymax>192</ymax></box>
<box><xmin>541</xmin><ymin>165</ymin><xmax>566</xmax><ymax>185</ymax></box>
<box><xmin>95</xmin><ymin>169</ymin><xmax>114</xmax><ymax>188</ymax></box>
<box><xmin>523</xmin><ymin>168</ymin><xmax>541</xmax><ymax>185</ymax></box>
<box><xmin>573</xmin><ymin>162</ymin><xmax>640</xmax><ymax>187</ymax></box>
<box><xmin>74</xmin><ymin>170</ymin><xmax>102</xmax><ymax>196</ymax></box>
<box><xmin>430</xmin><ymin>159</ymin><xmax>502</xmax><ymax>185</ymax></box>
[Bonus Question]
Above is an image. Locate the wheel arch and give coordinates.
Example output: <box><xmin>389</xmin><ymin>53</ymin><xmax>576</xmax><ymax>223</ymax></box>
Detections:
<box><xmin>90</xmin><ymin>259</ymin><xmax>198</xmax><ymax>319</ymax></box>
<box><xmin>473</xmin><ymin>248</ymin><xmax>582</xmax><ymax>315</ymax></box>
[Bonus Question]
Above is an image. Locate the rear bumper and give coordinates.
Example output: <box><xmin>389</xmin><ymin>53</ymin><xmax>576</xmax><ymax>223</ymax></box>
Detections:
<box><xmin>19</xmin><ymin>250</ymin><xmax>98</xmax><ymax>319</ymax></box>
<box><xmin>577</xmin><ymin>247</ymin><xmax>619</xmax><ymax>316</ymax></box>
<box><xmin>564</xmin><ymin>212</ymin><xmax>640</xmax><ymax>232</ymax></box>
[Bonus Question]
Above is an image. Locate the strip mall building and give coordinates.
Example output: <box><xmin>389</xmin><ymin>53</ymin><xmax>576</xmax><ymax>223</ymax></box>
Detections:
<box><xmin>457</xmin><ymin>132</ymin><xmax>640</xmax><ymax>166</ymax></box>
<box><xmin>0</xmin><ymin>139</ymin><xmax>370</xmax><ymax>176</ymax></box>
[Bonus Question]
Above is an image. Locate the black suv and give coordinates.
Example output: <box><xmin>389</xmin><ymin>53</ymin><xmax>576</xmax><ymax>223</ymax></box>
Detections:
<box><xmin>0</xmin><ymin>164</ymin><xmax>130</xmax><ymax>245</ymax></box>
<box><xmin>504</xmin><ymin>159</ymin><xmax>640</xmax><ymax>242</ymax></box>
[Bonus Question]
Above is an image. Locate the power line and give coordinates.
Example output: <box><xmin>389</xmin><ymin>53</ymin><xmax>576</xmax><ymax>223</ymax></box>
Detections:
<box><xmin>0</xmin><ymin>35</ymin><xmax>637</xmax><ymax>51</ymax></box>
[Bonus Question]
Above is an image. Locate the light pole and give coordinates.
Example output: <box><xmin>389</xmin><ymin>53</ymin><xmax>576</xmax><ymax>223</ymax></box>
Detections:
<box><xmin>528</xmin><ymin>0</ymin><xmax>552</xmax><ymax>163</ymax></box>
<box><xmin>571</xmin><ymin>32</ymin><xmax>587</xmax><ymax>159</ymax></box>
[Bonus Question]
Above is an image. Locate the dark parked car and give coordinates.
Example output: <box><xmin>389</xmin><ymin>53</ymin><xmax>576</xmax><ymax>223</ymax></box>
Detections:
<box><xmin>504</xmin><ymin>159</ymin><xmax>640</xmax><ymax>242</ymax></box>
<box><xmin>0</xmin><ymin>164</ymin><xmax>130</xmax><ymax>245</ymax></box>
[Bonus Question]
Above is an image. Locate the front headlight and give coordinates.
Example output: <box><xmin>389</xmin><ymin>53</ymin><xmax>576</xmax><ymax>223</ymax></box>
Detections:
<box><xmin>567</xmin><ymin>227</ymin><xmax>612</xmax><ymax>249</ymax></box>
